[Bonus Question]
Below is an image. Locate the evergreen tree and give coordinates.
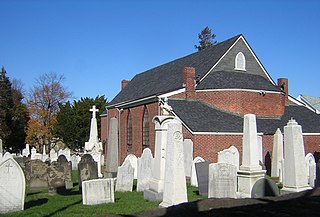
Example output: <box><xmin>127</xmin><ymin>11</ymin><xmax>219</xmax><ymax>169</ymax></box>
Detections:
<box><xmin>194</xmin><ymin>26</ymin><xmax>217</xmax><ymax>51</ymax></box>
<box><xmin>53</xmin><ymin>96</ymin><xmax>107</xmax><ymax>151</ymax></box>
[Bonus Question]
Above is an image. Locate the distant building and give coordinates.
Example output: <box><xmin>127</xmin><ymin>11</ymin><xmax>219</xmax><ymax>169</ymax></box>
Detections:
<box><xmin>297</xmin><ymin>95</ymin><xmax>320</xmax><ymax>114</ymax></box>
<box><xmin>101</xmin><ymin>34</ymin><xmax>320</xmax><ymax>163</ymax></box>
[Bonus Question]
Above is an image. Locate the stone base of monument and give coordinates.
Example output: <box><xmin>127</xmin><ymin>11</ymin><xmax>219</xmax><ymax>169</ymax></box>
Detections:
<box><xmin>237</xmin><ymin>169</ymin><xmax>266</xmax><ymax>198</ymax></box>
<box><xmin>144</xmin><ymin>189</ymin><xmax>163</xmax><ymax>201</ymax></box>
<box><xmin>280</xmin><ymin>186</ymin><xmax>312</xmax><ymax>195</ymax></box>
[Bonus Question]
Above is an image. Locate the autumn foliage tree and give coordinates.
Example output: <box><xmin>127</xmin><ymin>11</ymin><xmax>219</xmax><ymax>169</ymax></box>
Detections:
<box><xmin>26</xmin><ymin>72</ymin><xmax>72</xmax><ymax>150</ymax></box>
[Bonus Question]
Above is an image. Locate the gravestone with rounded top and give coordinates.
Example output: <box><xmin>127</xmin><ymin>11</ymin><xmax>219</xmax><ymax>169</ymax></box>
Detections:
<box><xmin>305</xmin><ymin>153</ymin><xmax>316</xmax><ymax>188</ymax></box>
<box><xmin>124</xmin><ymin>154</ymin><xmax>138</xmax><ymax>179</ymax></box>
<box><xmin>0</xmin><ymin>158</ymin><xmax>26</xmax><ymax>214</ymax></box>
<box><xmin>115</xmin><ymin>158</ymin><xmax>134</xmax><ymax>192</ymax></box>
<box><xmin>271</xmin><ymin>128</ymin><xmax>284</xmax><ymax>178</ymax></box>
<box><xmin>183</xmin><ymin>139</ymin><xmax>193</xmax><ymax>178</ymax></box>
<box><xmin>191</xmin><ymin>156</ymin><xmax>205</xmax><ymax>187</ymax></box>
<box><xmin>78</xmin><ymin>154</ymin><xmax>98</xmax><ymax>188</ymax></box>
<box><xmin>218</xmin><ymin>145</ymin><xmax>239</xmax><ymax>170</ymax></box>
<box><xmin>137</xmin><ymin>148</ymin><xmax>153</xmax><ymax>192</ymax></box>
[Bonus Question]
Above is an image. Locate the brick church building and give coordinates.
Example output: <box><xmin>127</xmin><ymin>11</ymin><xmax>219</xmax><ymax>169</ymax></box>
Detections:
<box><xmin>101</xmin><ymin>34</ymin><xmax>320</xmax><ymax>164</ymax></box>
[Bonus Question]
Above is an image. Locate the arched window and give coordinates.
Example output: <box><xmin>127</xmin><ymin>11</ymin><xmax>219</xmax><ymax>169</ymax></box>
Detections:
<box><xmin>127</xmin><ymin>111</ymin><xmax>133</xmax><ymax>155</ymax></box>
<box><xmin>235</xmin><ymin>52</ymin><xmax>246</xmax><ymax>71</ymax></box>
<box><xmin>142</xmin><ymin>107</ymin><xmax>150</xmax><ymax>149</ymax></box>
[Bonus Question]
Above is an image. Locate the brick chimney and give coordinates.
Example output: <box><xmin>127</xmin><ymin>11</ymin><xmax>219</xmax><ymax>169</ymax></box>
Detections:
<box><xmin>183</xmin><ymin>67</ymin><xmax>196</xmax><ymax>99</ymax></box>
<box><xmin>278</xmin><ymin>78</ymin><xmax>289</xmax><ymax>104</ymax></box>
<box><xmin>121</xmin><ymin>80</ymin><xmax>130</xmax><ymax>90</ymax></box>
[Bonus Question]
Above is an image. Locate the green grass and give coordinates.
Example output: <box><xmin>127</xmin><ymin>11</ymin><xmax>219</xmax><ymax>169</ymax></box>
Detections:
<box><xmin>2</xmin><ymin>171</ymin><xmax>205</xmax><ymax>217</ymax></box>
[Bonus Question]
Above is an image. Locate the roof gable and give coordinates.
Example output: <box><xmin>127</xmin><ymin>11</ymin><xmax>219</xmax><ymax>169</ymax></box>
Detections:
<box><xmin>108</xmin><ymin>35</ymin><xmax>241</xmax><ymax>107</ymax></box>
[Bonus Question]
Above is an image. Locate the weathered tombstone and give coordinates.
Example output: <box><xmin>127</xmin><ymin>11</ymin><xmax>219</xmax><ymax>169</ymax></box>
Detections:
<box><xmin>50</xmin><ymin>149</ymin><xmax>58</xmax><ymax>162</ymax></box>
<box><xmin>85</xmin><ymin>105</ymin><xmax>103</xmax><ymax>177</ymax></box>
<box><xmin>217</xmin><ymin>145</ymin><xmax>239</xmax><ymax>170</ymax></box>
<box><xmin>195</xmin><ymin>161</ymin><xmax>210</xmax><ymax>196</ymax></box>
<box><xmin>58</xmin><ymin>147</ymin><xmax>71</xmax><ymax>162</ymax></box>
<box><xmin>24</xmin><ymin>159</ymin><xmax>49</xmax><ymax>189</ymax></box>
<box><xmin>0</xmin><ymin>158</ymin><xmax>26</xmax><ymax>214</ymax></box>
<box><xmin>271</xmin><ymin>128</ymin><xmax>284</xmax><ymax>178</ymax></box>
<box><xmin>305</xmin><ymin>153</ymin><xmax>316</xmax><ymax>188</ymax></box>
<box><xmin>281</xmin><ymin>119</ymin><xmax>311</xmax><ymax>194</ymax></box>
<box><xmin>183</xmin><ymin>139</ymin><xmax>193</xmax><ymax>178</ymax></box>
<box><xmin>191</xmin><ymin>156</ymin><xmax>205</xmax><ymax>187</ymax></box>
<box><xmin>314</xmin><ymin>151</ymin><xmax>320</xmax><ymax>163</ymax></box>
<box><xmin>160</xmin><ymin>119</ymin><xmax>187</xmax><ymax>207</ymax></box>
<box><xmin>124</xmin><ymin>154</ymin><xmax>138</xmax><ymax>179</ymax></box>
<box><xmin>144</xmin><ymin>114</ymin><xmax>175</xmax><ymax>201</ymax></box>
<box><xmin>208</xmin><ymin>163</ymin><xmax>237</xmax><ymax>198</ymax></box>
<box><xmin>22</xmin><ymin>144</ymin><xmax>30</xmax><ymax>157</ymax></box>
<box><xmin>137</xmin><ymin>148</ymin><xmax>153</xmax><ymax>192</ymax></box>
<box><xmin>82</xmin><ymin>178</ymin><xmax>115</xmax><ymax>205</ymax></box>
<box><xmin>2</xmin><ymin>152</ymin><xmax>13</xmax><ymax>162</ymax></box>
<box><xmin>78</xmin><ymin>154</ymin><xmax>98</xmax><ymax>188</ymax></box>
<box><xmin>238</xmin><ymin>114</ymin><xmax>266</xmax><ymax>198</ymax></box>
<box><xmin>57</xmin><ymin>155</ymin><xmax>73</xmax><ymax>189</ymax></box>
<box><xmin>105</xmin><ymin>117</ymin><xmax>119</xmax><ymax>178</ymax></box>
<box><xmin>251</xmin><ymin>178</ymin><xmax>279</xmax><ymax>198</ymax></box>
<box><xmin>71</xmin><ymin>154</ymin><xmax>81</xmax><ymax>170</ymax></box>
<box><xmin>31</xmin><ymin>147</ymin><xmax>42</xmax><ymax>160</ymax></box>
<box><xmin>257</xmin><ymin>135</ymin><xmax>263</xmax><ymax>163</ymax></box>
<box><xmin>115</xmin><ymin>159</ymin><xmax>134</xmax><ymax>192</ymax></box>
<box><xmin>264</xmin><ymin>152</ymin><xmax>272</xmax><ymax>176</ymax></box>
<box><xmin>48</xmin><ymin>160</ymin><xmax>66</xmax><ymax>195</ymax></box>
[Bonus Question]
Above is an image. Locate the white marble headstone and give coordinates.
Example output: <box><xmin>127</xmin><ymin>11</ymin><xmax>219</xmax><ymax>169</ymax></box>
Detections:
<box><xmin>137</xmin><ymin>148</ymin><xmax>153</xmax><ymax>192</ymax></box>
<box><xmin>183</xmin><ymin>139</ymin><xmax>193</xmax><ymax>178</ymax></box>
<box><xmin>22</xmin><ymin>144</ymin><xmax>30</xmax><ymax>157</ymax></box>
<box><xmin>82</xmin><ymin>178</ymin><xmax>115</xmax><ymax>205</ymax></box>
<box><xmin>124</xmin><ymin>154</ymin><xmax>138</xmax><ymax>179</ymax></box>
<box><xmin>50</xmin><ymin>149</ymin><xmax>58</xmax><ymax>162</ymax></box>
<box><xmin>257</xmin><ymin>136</ymin><xmax>263</xmax><ymax>163</ymax></box>
<box><xmin>58</xmin><ymin>147</ymin><xmax>71</xmax><ymax>162</ymax></box>
<box><xmin>305</xmin><ymin>153</ymin><xmax>316</xmax><ymax>188</ymax></box>
<box><xmin>208</xmin><ymin>162</ymin><xmax>237</xmax><ymax>198</ymax></box>
<box><xmin>160</xmin><ymin>119</ymin><xmax>187</xmax><ymax>207</ymax></box>
<box><xmin>271</xmin><ymin>128</ymin><xmax>284</xmax><ymax>177</ymax></box>
<box><xmin>191</xmin><ymin>156</ymin><xmax>205</xmax><ymax>187</ymax></box>
<box><xmin>71</xmin><ymin>154</ymin><xmax>81</xmax><ymax>170</ymax></box>
<box><xmin>115</xmin><ymin>159</ymin><xmax>134</xmax><ymax>192</ymax></box>
<box><xmin>0</xmin><ymin>158</ymin><xmax>26</xmax><ymax>214</ymax></box>
<box><xmin>218</xmin><ymin>145</ymin><xmax>239</xmax><ymax>170</ymax></box>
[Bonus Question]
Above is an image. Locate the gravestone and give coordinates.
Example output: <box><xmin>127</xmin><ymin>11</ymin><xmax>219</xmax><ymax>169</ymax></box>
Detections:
<box><xmin>58</xmin><ymin>147</ymin><xmax>71</xmax><ymax>162</ymax></box>
<box><xmin>2</xmin><ymin>152</ymin><xmax>13</xmax><ymax>162</ymax></box>
<box><xmin>160</xmin><ymin>119</ymin><xmax>187</xmax><ymax>207</ymax></box>
<box><xmin>124</xmin><ymin>154</ymin><xmax>138</xmax><ymax>179</ymax></box>
<box><xmin>144</xmin><ymin>114</ymin><xmax>175</xmax><ymax>201</ymax></box>
<box><xmin>82</xmin><ymin>178</ymin><xmax>115</xmax><ymax>205</ymax></box>
<box><xmin>78</xmin><ymin>154</ymin><xmax>98</xmax><ymax>188</ymax></box>
<box><xmin>271</xmin><ymin>128</ymin><xmax>284</xmax><ymax>178</ymax></box>
<box><xmin>238</xmin><ymin>114</ymin><xmax>266</xmax><ymax>198</ymax></box>
<box><xmin>22</xmin><ymin>144</ymin><xmax>30</xmax><ymax>157</ymax></box>
<box><xmin>191</xmin><ymin>156</ymin><xmax>205</xmax><ymax>187</ymax></box>
<box><xmin>314</xmin><ymin>151</ymin><xmax>320</xmax><ymax>163</ymax></box>
<box><xmin>195</xmin><ymin>161</ymin><xmax>210</xmax><ymax>196</ymax></box>
<box><xmin>50</xmin><ymin>149</ymin><xmax>58</xmax><ymax>162</ymax></box>
<box><xmin>316</xmin><ymin>162</ymin><xmax>320</xmax><ymax>187</ymax></box>
<box><xmin>115</xmin><ymin>159</ymin><xmax>134</xmax><ymax>192</ymax></box>
<box><xmin>42</xmin><ymin>145</ymin><xmax>49</xmax><ymax>162</ymax></box>
<box><xmin>251</xmin><ymin>178</ymin><xmax>279</xmax><ymax>198</ymax></box>
<box><xmin>0</xmin><ymin>138</ymin><xmax>2</xmax><ymax>159</ymax></box>
<box><xmin>105</xmin><ymin>117</ymin><xmax>119</xmax><ymax>178</ymax></box>
<box><xmin>305</xmin><ymin>153</ymin><xmax>316</xmax><ymax>188</ymax></box>
<box><xmin>217</xmin><ymin>145</ymin><xmax>239</xmax><ymax>170</ymax></box>
<box><xmin>0</xmin><ymin>158</ymin><xmax>26</xmax><ymax>214</ymax></box>
<box><xmin>257</xmin><ymin>136</ymin><xmax>263</xmax><ymax>163</ymax></box>
<box><xmin>71</xmin><ymin>154</ymin><xmax>81</xmax><ymax>170</ymax></box>
<box><xmin>101</xmin><ymin>154</ymin><xmax>105</xmax><ymax>166</ymax></box>
<box><xmin>24</xmin><ymin>159</ymin><xmax>49</xmax><ymax>189</ymax></box>
<box><xmin>57</xmin><ymin>155</ymin><xmax>73</xmax><ymax>189</ymax></box>
<box><xmin>208</xmin><ymin>163</ymin><xmax>237</xmax><ymax>198</ymax></box>
<box><xmin>264</xmin><ymin>152</ymin><xmax>272</xmax><ymax>176</ymax></box>
<box><xmin>31</xmin><ymin>147</ymin><xmax>42</xmax><ymax>160</ymax></box>
<box><xmin>48</xmin><ymin>160</ymin><xmax>66</xmax><ymax>195</ymax></box>
<box><xmin>85</xmin><ymin>105</ymin><xmax>103</xmax><ymax>177</ymax></box>
<box><xmin>183</xmin><ymin>139</ymin><xmax>193</xmax><ymax>178</ymax></box>
<box><xmin>281</xmin><ymin>119</ymin><xmax>311</xmax><ymax>194</ymax></box>
<box><xmin>137</xmin><ymin>148</ymin><xmax>153</xmax><ymax>192</ymax></box>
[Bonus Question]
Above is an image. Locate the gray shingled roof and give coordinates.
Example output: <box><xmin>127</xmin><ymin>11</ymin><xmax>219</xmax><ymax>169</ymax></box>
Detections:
<box><xmin>196</xmin><ymin>71</ymin><xmax>281</xmax><ymax>91</ymax></box>
<box><xmin>169</xmin><ymin>99</ymin><xmax>320</xmax><ymax>134</ymax></box>
<box><xmin>108</xmin><ymin>35</ymin><xmax>241</xmax><ymax>106</ymax></box>
<box><xmin>299</xmin><ymin>95</ymin><xmax>320</xmax><ymax>112</ymax></box>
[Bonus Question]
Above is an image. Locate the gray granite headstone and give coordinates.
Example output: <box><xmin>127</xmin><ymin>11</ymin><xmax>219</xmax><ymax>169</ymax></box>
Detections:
<box><xmin>0</xmin><ymin>158</ymin><xmax>26</xmax><ymax>214</ymax></box>
<box><xmin>195</xmin><ymin>161</ymin><xmax>210</xmax><ymax>196</ymax></box>
<box><xmin>78</xmin><ymin>154</ymin><xmax>98</xmax><ymax>188</ymax></box>
<box><xmin>57</xmin><ymin>155</ymin><xmax>73</xmax><ymax>189</ymax></box>
<box><xmin>251</xmin><ymin>178</ymin><xmax>279</xmax><ymax>198</ymax></box>
<box><xmin>105</xmin><ymin>117</ymin><xmax>119</xmax><ymax>178</ymax></box>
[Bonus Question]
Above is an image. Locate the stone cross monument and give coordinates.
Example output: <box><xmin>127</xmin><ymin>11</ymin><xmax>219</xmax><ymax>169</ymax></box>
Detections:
<box><xmin>85</xmin><ymin>105</ymin><xmax>103</xmax><ymax>177</ymax></box>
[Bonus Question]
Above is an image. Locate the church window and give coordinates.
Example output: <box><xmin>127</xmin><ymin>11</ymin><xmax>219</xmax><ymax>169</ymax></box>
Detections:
<box><xmin>142</xmin><ymin>107</ymin><xmax>150</xmax><ymax>149</ymax></box>
<box><xmin>127</xmin><ymin>111</ymin><xmax>133</xmax><ymax>154</ymax></box>
<box><xmin>235</xmin><ymin>52</ymin><xmax>246</xmax><ymax>71</ymax></box>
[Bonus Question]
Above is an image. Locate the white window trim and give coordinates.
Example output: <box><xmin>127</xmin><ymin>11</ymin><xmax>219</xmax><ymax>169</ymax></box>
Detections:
<box><xmin>235</xmin><ymin>52</ymin><xmax>246</xmax><ymax>71</ymax></box>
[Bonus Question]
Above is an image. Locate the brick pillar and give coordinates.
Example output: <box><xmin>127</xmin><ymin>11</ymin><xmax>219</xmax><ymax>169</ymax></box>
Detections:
<box><xmin>183</xmin><ymin>67</ymin><xmax>196</xmax><ymax>99</ymax></box>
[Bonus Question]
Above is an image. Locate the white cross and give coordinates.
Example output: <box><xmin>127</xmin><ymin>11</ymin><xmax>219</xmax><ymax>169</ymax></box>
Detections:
<box><xmin>90</xmin><ymin>105</ymin><xmax>99</xmax><ymax>119</ymax></box>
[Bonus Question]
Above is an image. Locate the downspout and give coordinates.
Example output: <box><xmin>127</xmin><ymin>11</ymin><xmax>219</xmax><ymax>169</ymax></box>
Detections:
<box><xmin>116</xmin><ymin>107</ymin><xmax>123</xmax><ymax>165</ymax></box>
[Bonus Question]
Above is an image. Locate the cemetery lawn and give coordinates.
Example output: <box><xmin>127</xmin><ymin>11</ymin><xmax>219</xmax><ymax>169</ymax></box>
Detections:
<box><xmin>2</xmin><ymin>171</ymin><xmax>206</xmax><ymax>217</ymax></box>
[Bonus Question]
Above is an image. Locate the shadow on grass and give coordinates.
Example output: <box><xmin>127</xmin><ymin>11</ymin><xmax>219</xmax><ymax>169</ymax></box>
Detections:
<box><xmin>27</xmin><ymin>191</ymin><xmax>43</xmax><ymax>196</ymax></box>
<box><xmin>56</xmin><ymin>187</ymin><xmax>81</xmax><ymax>196</ymax></box>
<box><xmin>25</xmin><ymin>198</ymin><xmax>48</xmax><ymax>209</ymax></box>
<box><xmin>42</xmin><ymin>200</ymin><xmax>82</xmax><ymax>217</ymax></box>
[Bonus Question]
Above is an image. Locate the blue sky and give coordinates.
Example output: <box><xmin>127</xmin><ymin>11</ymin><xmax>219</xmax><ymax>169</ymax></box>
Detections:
<box><xmin>1</xmin><ymin>0</ymin><xmax>319</xmax><ymax>102</ymax></box>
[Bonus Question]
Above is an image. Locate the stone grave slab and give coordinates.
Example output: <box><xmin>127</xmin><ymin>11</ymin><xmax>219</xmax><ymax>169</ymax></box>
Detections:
<box><xmin>124</xmin><ymin>154</ymin><xmax>138</xmax><ymax>179</ymax></box>
<box><xmin>71</xmin><ymin>154</ymin><xmax>81</xmax><ymax>170</ymax></box>
<box><xmin>137</xmin><ymin>148</ymin><xmax>153</xmax><ymax>192</ymax></box>
<box><xmin>305</xmin><ymin>153</ymin><xmax>316</xmax><ymax>188</ymax></box>
<box><xmin>78</xmin><ymin>154</ymin><xmax>98</xmax><ymax>188</ymax></box>
<box><xmin>0</xmin><ymin>158</ymin><xmax>26</xmax><ymax>214</ymax></box>
<box><xmin>105</xmin><ymin>117</ymin><xmax>119</xmax><ymax>178</ymax></box>
<box><xmin>195</xmin><ymin>161</ymin><xmax>210</xmax><ymax>196</ymax></box>
<box><xmin>183</xmin><ymin>139</ymin><xmax>193</xmax><ymax>178</ymax></box>
<box><xmin>115</xmin><ymin>159</ymin><xmax>134</xmax><ymax>192</ymax></box>
<box><xmin>24</xmin><ymin>159</ymin><xmax>49</xmax><ymax>189</ymax></box>
<box><xmin>191</xmin><ymin>156</ymin><xmax>205</xmax><ymax>187</ymax></box>
<box><xmin>217</xmin><ymin>145</ymin><xmax>239</xmax><ymax>170</ymax></box>
<box><xmin>57</xmin><ymin>155</ymin><xmax>73</xmax><ymax>189</ymax></box>
<box><xmin>82</xmin><ymin>178</ymin><xmax>115</xmax><ymax>205</ymax></box>
<box><xmin>251</xmin><ymin>178</ymin><xmax>279</xmax><ymax>198</ymax></box>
